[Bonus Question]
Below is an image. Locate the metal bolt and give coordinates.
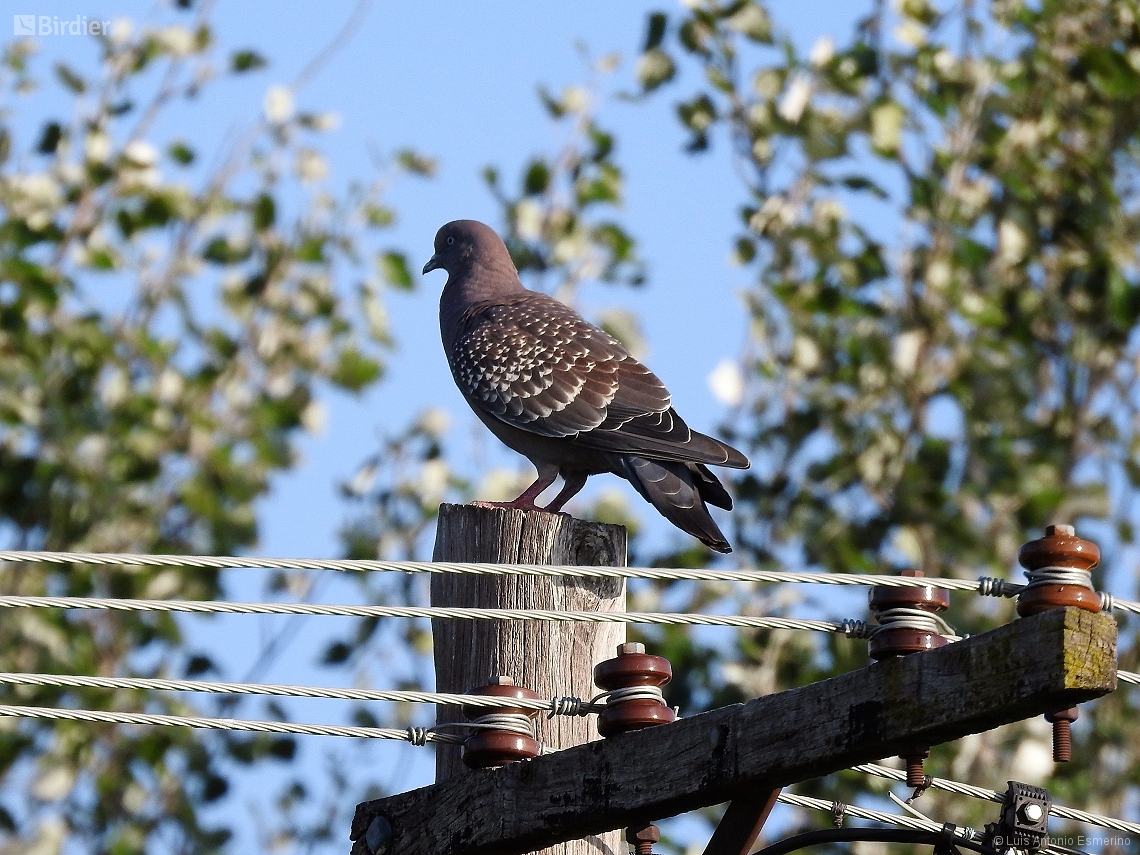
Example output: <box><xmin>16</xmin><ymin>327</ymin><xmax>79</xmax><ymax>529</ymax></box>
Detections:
<box><xmin>488</xmin><ymin>675</ymin><xmax>515</xmax><ymax>686</ymax></box>
<box><xmin>618</xmin><ymin>642</ymin><xmax>646</xmax><ymax>655</ymax></box>
<box><xmin>904</xmin><ymin>747</ymin><xmax>929</xmax><ymax>789</ymax></box>
<box><xmin>364</xmin><ymin>816</ymin><xmax>392</xmax><ymax>855</ymax></box>
<box><xmin>625</xmin><ymin>823</ymin><xmax>660</xmax><ymax>855</ymax></box>
<box><xmin>1047</xmin><ymin>706</ymin><xmax>1078</xmax><ymax>762</ymax></box>
<box><xmin>1020</xmin><ymin>803</ymin><xmax>1044</xmax><ymax>824</ymax></box>
<box><xmin>1045</xmin><ymin>524</ymin><xmax>1075</xmax><ymax>537</ymax></box>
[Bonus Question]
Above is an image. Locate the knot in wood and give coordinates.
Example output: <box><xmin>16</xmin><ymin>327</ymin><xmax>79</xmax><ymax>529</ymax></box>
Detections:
<box><xmin>460</xmin><ymin>677</ymin><xmax>542</xmax><ymax>768</ymax></box>
<box><xmin>1016</xmin><ymin>525</ymin><xmax>1101</xmax><ymax>616</ymax></box>
<box><xmin>594</xmin><ymin>643</ymin><xmax>676</xmax><ymax>737</ymax></box>
<box><xmin>867</xmin><ymin>570</ymin><xmax>951</xmax><ymax>660</ymax></box>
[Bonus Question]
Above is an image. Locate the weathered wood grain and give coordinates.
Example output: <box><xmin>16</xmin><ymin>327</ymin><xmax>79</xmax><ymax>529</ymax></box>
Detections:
<box><xmin>351</xmin><ymin>607</ymin><xmax>1116</xmax><ymax>855</ymax></box>
<box><xmin>429</xmin><ymin>503</ymin><xmax>627</xmax><ymax>855</ymax></box>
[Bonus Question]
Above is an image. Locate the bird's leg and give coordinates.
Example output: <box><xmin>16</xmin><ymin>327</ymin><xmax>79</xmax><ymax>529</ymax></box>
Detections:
<box><xmin>472</xmin><ymin>464</ymin><xmax>558</xmax><ymax>511</ymax></box>
<box><xmin>543</xmin><ymin>472</ymin><xmax>588</xmax><ymax>513</ymax></box>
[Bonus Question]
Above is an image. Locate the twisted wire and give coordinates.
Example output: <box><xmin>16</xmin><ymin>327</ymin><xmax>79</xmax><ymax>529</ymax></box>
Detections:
<box><xmin>0</xmin><ymin>594</ymin><xmax>847</xmax><ymax>630</ymax></box>
<box><xmin>869</xmin><ymin>607</ymin><xmax>959</xmax><ymax>640</ymax></box>
<box><xmin>465</xmin><ymin>712</ymin><xmax>536</xmax><ymax>738</ymax></box>
<box><xmin>776</xmin><ymin>792</ymin><xmax>980</xmax><ymax>840</ymax></box>
<box><xmin>0</xmin><ymin>550</ymin><xmax>985</xmax><ymax>589</ymax></box>
<box><xmin>0</xmin><ymin>671</ymin><xmax>583</xmax><ymax>710</ymax></box>
<box><xmin>8</xmin><ymin>548</ymin><xmax>1140</xmax><ymax>614</ymax></box>
<box><xmin>852</xmin><ymin>762</ymin><xmax>1140</xmax><ymax>835</ymax></box>
<box><xmin>0</xmin><ymin>702</ymin><xmax>464</xmax><ymax>742</ymax></box>
<box><xmin>592</xmin><ymin>685</ymin><xmax>666</xmax><ymax>705</ymax></box>
<box><xmin>1024</xmin><ymin>565</ymin><xmax>1095</xmax><ymax>590</ymax></box>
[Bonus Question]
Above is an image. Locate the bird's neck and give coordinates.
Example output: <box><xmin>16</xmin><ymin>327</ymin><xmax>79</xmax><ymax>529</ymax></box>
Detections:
<box><xmin>439</xmin><ymin>262</ymin><xmax>525</xmax><ymax>342</ymax></box>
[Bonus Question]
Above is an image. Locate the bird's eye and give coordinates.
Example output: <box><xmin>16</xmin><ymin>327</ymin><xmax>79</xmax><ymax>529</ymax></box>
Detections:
<box><xmin>446</xmin><ymin>236</ymin><xmax>455</xmax><ymax>246</ymax></box>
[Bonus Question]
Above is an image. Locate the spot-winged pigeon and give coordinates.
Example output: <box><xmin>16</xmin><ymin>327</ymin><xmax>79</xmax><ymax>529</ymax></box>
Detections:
<box><xmin>423</xmin><ymin>219</ymin><xmax>749</xmax><ymax>553</ymax></box>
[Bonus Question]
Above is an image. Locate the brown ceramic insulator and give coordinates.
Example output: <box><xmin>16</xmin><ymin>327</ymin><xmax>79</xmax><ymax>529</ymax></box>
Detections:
<box><xmin>625</xmin><ymin>823</ymin><xmax>660</xmax><ymax>855</ymax></box>
<box><xmin>1047</xmin><ymin>706</ymin><xmax>1078</xmax><ymax>763</ymax></box>
<box><xmin>594</xmin><ymin>643</ymin><xmax>676</xmax><ymax>737</ymax></box>
<box><xmin>1016</xmin><ymin>524</ymin><xmax>1101</xmax><ymax>617</ymax></box>
<box><xmin>460</xmin><ymin>676</ymin><xmax>542</xmax><ymax>769</ymax></box>
<box><xmin>868</xmin><ymin>570</ymin><xmax>951</xmax><ymax>660</ymax></box>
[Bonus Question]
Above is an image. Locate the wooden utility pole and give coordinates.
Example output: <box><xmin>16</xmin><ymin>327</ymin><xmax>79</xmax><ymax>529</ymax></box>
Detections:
<box><xmin>351</xmin><ymin>607</ymin><xmax>1117</xmax><ymax>855</ymax></box>
<box><xmin>429</xmin><ymin>503</ymin><xmax>626</xmax><ymax>855</ymax></box>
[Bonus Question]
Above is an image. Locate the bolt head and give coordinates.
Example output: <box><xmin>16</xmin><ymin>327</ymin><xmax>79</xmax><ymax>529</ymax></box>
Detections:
<box><xmin>364</xmin><ymin>816</ymin><xmax>392</xmax><ymax>855</ymax></box>
<box><xmin>1046</xmin><ymin>524</ymin><xmax>1075</xmax><ymax>537</ymax></box>
<box><xmin>626</xmin><ymin>824</ymin><xmax>661</xmax><ymax>844</ymax></box>
<box><xmin>488</xmin><ymin>675</ymin><xmax>515</xmax><ymax>686</ymax></box>
<box><xmin>618</xmin><ymin>642</ymin><xmax>646</xmax><ymax>656</ymax></box>
<box><xmin>1019</xmin><ymin>803</ymin><xmax>1044</xmax><ymax>823</ymax></box>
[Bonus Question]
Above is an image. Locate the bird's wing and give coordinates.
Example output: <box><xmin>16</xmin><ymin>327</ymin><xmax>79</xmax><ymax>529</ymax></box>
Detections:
<box><xmin>449</xmin><ymin>294</ymin><xmax>747</xmax><ymax>467</ymax></box>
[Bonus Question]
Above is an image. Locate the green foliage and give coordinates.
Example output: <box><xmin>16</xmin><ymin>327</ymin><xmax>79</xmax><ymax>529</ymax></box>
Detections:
<box><xmin>486</xmin><ymin>54</ymin><xmax>646</xmax><ymax>304</ymax></box>
<box><xmin>629</xmin><ymin>0</ymin><xmax>1140</xmax><ymax>844</ymax></box>
<box><xmin>229</xmin><ymin>50</ymin><xmax>266</xmax><ymax>72</ymax></box>
<box><xmin>0</xmin><ymin>12</ymin><xmax>422</xmax><ymax>854</ymax></box>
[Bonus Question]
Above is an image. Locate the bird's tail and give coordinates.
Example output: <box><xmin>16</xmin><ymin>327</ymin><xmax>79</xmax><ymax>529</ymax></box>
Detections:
<box><xmin>615</xmin><ymin>456</ymin><xmax>734</xmax><ymax>553</ymax></box>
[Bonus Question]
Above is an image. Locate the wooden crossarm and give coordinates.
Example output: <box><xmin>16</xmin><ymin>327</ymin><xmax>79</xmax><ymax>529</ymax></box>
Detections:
<box><xmin>350</xmin><ymin>608</ymin><xmax>1117</xmax><ymax>855</ymax></box>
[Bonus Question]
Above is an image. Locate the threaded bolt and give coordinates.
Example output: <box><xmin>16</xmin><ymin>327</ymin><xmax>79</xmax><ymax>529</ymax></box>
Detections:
<box><xmin>905</xmin><ymin>756</ymin><xmax>925</xmax><ymax>788</ymax></box>
<box><xmin>904</xmin><ymin>747</ymin><xmax>929</xmax><ymax>789</ymax></box>
<box><xmin>1046</xmin><ymin>706</ymin><xmax>1077</xmax><ymax>762</ymax></box>
<box><xmin>1052</xmin><ymin>719</ymin><xmax>1072</xmax><ymax>762</ymax></box>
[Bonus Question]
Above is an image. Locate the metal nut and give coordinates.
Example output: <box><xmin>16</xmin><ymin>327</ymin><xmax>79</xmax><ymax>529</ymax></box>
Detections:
<box><xmin>1020</xmin><ymin>803</ymin><xmax>1044</xmax><ymax>823</ymax></box>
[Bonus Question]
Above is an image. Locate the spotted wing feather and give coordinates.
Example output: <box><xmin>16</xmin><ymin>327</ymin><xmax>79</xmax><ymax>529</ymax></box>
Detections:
<box><xmin>449</xmin><ymin>293</ymin><xmax>746</xmax><ymax>468</ymax></box>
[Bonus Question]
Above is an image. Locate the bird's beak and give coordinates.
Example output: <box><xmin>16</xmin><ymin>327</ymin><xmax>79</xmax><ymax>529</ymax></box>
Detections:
<box><xmin>422</xmin><ymin>254</ymin><xmax>441</xmax><ymax>275</ymax></box>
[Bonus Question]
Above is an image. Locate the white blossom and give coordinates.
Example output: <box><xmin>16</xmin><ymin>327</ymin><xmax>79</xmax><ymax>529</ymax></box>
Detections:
<box><xmin>561</xmin><ymin>86</ymin><xmax>589</xmax><ymax>114</ymax></box>
<box><xmin>123</xmin><ymin>140</ymin><xmax>159</xmax><ymax>168</ymax></box>
<box><xmin>708</xmin><ymin>359</ymin><xmax>745</xmax><ymax>406</ymax></box>
<box><xmin>926</xmin><ymin>259</ymin><xmax>952</xmax><ymax>290</ymax></box>
<box><xmin>32</xmin><ymin>768</ymin><xmax>75</xmax><ymax>802</ymax></box>
<box><xmin>155</xmin><ymin>25</ymin><xmax>196</xmax><ymax>56</ymax></box>
<box><xmin>73</xmin><ymin>435</ymin><xmax>110</xmax><ymax>473</ymax></box>
<box><xmin>309</xmin><ymin>112</ymin><xmax>341</xmax><ymax>132</ymax></box>
<box><xmin>515</xmin><ymin>199</ymin><xmax>544</xmax><ymax>241</ymax></box>
<box><xmin>301</xmin><ymin>400</ymin><xmax>326</xmax><ymax>434</ymax></box>
<box><xmin>263</xmin><ymin>85</ymin><xmax>294</xmax><ymax>124</ymax></box>
<box><xmin>155</xmin><ymin>369</ymin><xmax>184</xmax><ymax>404</ymax></box>
<box><xmin>891</xmin><ymin>329</ymin><xmax>925</xmax><ymax>376</ymax></box>
<box><xmin>871</xmin><ymin>102</ymin><xmax>906</xmax><ymax>153</ymax></box>
<box><xmin>894</xmin><ymin>20</ymin><xmax>927</xmax><ymax>48</ymax></box>
<box><xmin>110</xmin><ymin>18</ymin><xmax>133</xmax><ymax>46</ymax></box>
<box><xmin>792</xmin><ymin>336</ymin><xmax>821</xmax><ymax>371</ymax></box>
<box><xmin>418</xmin><ymin>459</ymin><xmax>450</xmax><ymax>505</ymax></box>
<box><xmin>809</xmin><ymin>36</ymin><xmax>835</xmax><ymax>67</ymax></box>
<box><xmin>85</xmin><ymin>131</ymin><xmax>112</xmax><ymax>163</ymax></box>
<box><xmin>417</xmin><ymin>407</ymin><xmax>451</xmax><ymax>439</ymax></box>
<box><xmin>998</xmin><ymin>219</ymin><xmax>1029</xmax><ymax>265</ymax></box>
<box><xmin>295</xmin><ymin>148</ymin><xmax>329</xmax><ymax>183</ymax></box>
<box><xmin>777</xmin><ymin>74</ymin><xmax>812</xmax><ymax>123</ymax></box>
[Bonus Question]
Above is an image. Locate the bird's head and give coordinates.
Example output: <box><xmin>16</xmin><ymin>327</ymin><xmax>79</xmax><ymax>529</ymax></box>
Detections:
<box><xmin>422</xmin><ymin>220</ymin><xmax>515</xmax><ymax>280</ymax></box>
